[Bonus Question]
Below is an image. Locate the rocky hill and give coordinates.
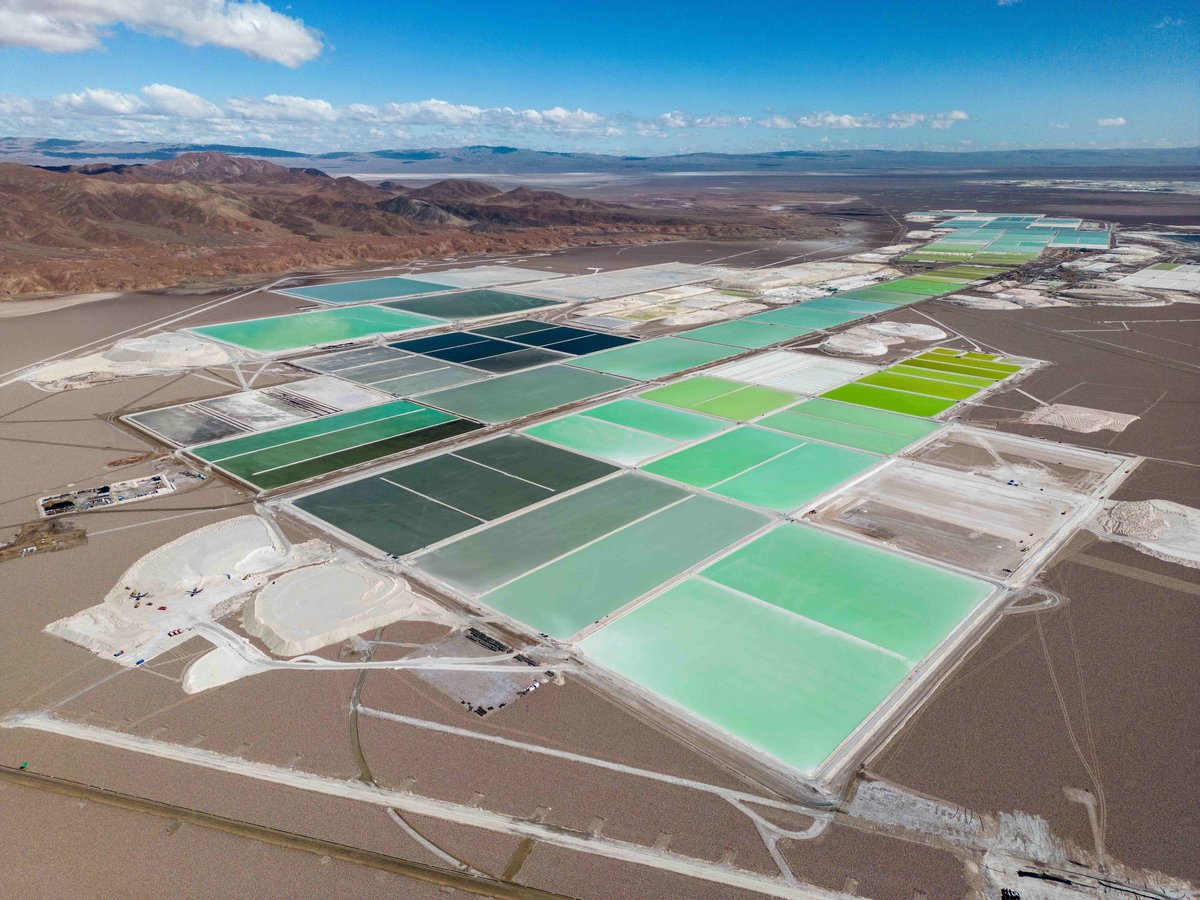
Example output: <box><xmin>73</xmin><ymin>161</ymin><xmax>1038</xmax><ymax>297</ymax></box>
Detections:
<box><xmin>0</xmin><ymin>153</ymin><xmax>780</xmax><ymax>296</ymax></box>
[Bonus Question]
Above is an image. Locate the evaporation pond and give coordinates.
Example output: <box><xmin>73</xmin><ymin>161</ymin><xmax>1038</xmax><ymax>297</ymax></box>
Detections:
<box><xmin>419</xmin><ymin>365</ymin><xmax>633</xmax><ymax>423</ymax></box>
<box><xmin>383</xmin><ymin>289</ymin><xmax>559</xmax><ymax>320</ymax></box>
<box><xmin>523</xmin><ymin>398</ymin><xmax>728</xmax><ymax>465</ymax></box>
<box><xmin>642</xmin><ymin>426</ymin><xmax>877</xmax><ymax>511</ymax></box>
<box><xmin>567</xmin><ymin>337</ymin><xmax>736</xmax><ymax>380</ymax></box>
<box><xmin>293</xmin><ymin>434</ymin><xmax>616</xmax><ymax>556</ymax></box>
<box><xmin>192</xmin><ymin>306</ymin><xmax>443</xmax><ymax>353</ymax></box>
<box><xmin>479</xmin><ymin>493</ymin><xmax>768</xmax><ymax>639</ymax></box>
<box><xmin>279</xmin><ymin>276</ymin><xmax>450</xmax><ymax>304</ymax></box>
<box><xmin>580</xmin><ymin>523</ymin><xmax>992</xmax><ymax>774</ymax></box>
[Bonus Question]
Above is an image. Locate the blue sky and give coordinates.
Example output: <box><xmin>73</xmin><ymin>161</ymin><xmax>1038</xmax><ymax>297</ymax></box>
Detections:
<box><xmin>0</xmin><ymin>0</ymin><xmax>1196</xmax><ymax>154</ymax></box>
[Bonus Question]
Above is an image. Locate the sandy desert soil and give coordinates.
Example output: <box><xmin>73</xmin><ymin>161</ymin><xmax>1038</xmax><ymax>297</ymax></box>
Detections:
<box><xmin>1</xmin><ymin>186</ymin><xmax>1197</xmax><ymax>896</ymax></box>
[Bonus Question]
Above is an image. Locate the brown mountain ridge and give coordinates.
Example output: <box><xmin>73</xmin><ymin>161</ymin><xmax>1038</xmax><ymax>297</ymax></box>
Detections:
<box><xmin>1</xmin><ymin>152</ymin><xmax>810</xmax><ymax>296</ymax></box>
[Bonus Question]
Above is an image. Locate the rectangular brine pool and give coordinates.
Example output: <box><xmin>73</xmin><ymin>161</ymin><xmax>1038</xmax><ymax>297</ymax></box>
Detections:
<box><xmin>192</xmin><ymin>305</ymin><xmax>444</xmax><ymax>354</ymax></box>
<box><xmin>189</xmin><ymin>399</ymin><xmax>480</xmax><ymax>490</ymax></box>
<box><xmin>579</xmin><ymin>524</ymin><xmax>995</xmax><ymax>777</ymax></box>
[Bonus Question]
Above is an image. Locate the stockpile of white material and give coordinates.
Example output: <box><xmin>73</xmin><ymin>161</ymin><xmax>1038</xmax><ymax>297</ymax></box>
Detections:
<box><xmin>713</xmin><ymin>261</ymin><xmax>891</xmax><ymax>291</ymax></box>
<box><xmin>820</xmin><ymin>330</ymin><xmax>890</xmax><ymax>356</ymax></box>
<box><xmin>945</xmin><ymin>294</ymin><xmax>1024</xmax><ymax>311</ymax></box>
<box><xmin>243</xmin><ymin>556</ymin><xmax>450</xmax><ymax>657</ymax></box>
<box><xmin>1091</xmin><ymin>500</ymin><xmax>1200</xmax><ymax>569</ymax></box>
<box><xmin>25</xmin><ymin>332</ymin><xmax>233</xmax><ymax>390</ymax></box>
<box><xmin>46</xmin><ymin>516</ymin><xmax>330</xmax><ymax>665</ymax></box>
<box><xmin>1022</xmin><ymin>404</ymin><xmax>1138</xmax><ymax>434</ymax></box>
<box><xmin>863</xmin><ymin>322</ymin><xmax>946</xmax><ymax>341</ymax></box>
<box><xmin>821</xmin><ymin>322</ymin><xmax>946</xmax><ymax>357</ymax></box>
<box><xmin>758</xmin><ymin>285</ymin><xmax>827</xmax><ymax>305</ymax></box>
<box><xmin>847</xmin><ymin>243</ymin><xmax>920</xmax><ymax>262</ymax></box>
<box><xmin>1091</xmin><ymin>244</ymin><xmax>1161</xmax><ymax>265</ymax></box>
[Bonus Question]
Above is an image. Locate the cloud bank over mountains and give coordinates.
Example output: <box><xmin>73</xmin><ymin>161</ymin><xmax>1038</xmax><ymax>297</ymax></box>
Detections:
<box><xmin>0</xmin><ymin>82</ymin><xmax>975</xmax><ymax>152</ymax></box>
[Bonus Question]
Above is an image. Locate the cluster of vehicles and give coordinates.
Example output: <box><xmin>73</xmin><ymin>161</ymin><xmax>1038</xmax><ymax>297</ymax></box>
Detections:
<box><xmin>111</xmin><ymin>585</ymin><xmax>204</xmax><ymax>663</ymax></box>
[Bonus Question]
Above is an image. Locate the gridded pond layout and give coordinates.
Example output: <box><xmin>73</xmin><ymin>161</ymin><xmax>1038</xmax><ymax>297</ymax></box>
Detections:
<box><xmin>680</xmin><ymin>319</ymin><xmax>821</xmax><ymax>350</ymax></box>
<box><xmin>640</xmin><ymin>425</ymin><xmax>878</xmax><ymax>512</ymax></box>
<box><xmin>125</xmin><ymin>376</ymin><xmax>392</xmax><ymax>446</ymax></box>
<box><xmin>276</xmin><ymin>276</ymin><xmax>452</xmax><ymax>304</ymax></box>
<box><xmin>414</xmin><ymin>473</ymin><xmax>770</xmax><ymax>640</ymax></box>
<box><xmin>513</xmin><ymin>262</ymin><xmax>728</xmax><ymax>304</ymax></box>
<box><xmin>191</xmin><ymin>305</ymin><xmax>444</xmax><ymax>353</ymax></box>
<box><xmin>820</xmin><ymin>349</ymin><xmax>1028</xmax><ymax>418</ymax></box>
<box><xmin>418</xmin><ymin>365</ymin><xmax>634</xmax><ymax>424</ymax></box>
<box><xmin>706</xmin><ymin>352</ymin><xmax>872</xmax><ymax>396</ymax></box>
<box><xmin>522</xmin><ymin>398</ymin><xmax>729</xmax><ymax>465</ymax></box>
<box><xmin>758</xmin><ymin>399</ymin><xmax>943</xmax><ymax>455</ymax></box>
<box><xmin>742</xmin><ymin>306</ymin><xmax>863</xmax><ymax>330</ymax></box>
<box><xmin>640</xmin><ymin>376</ymin><xmax>798</xmax><ymax>421</ymax></box>
<box><xmin>296</xmin><ymin>345</ymin><xmax>487</xmax><ymax>397</ymax></box>
<box><xmin>566</xmin><ymin>336</ymin><xmax>739</xmax><ymax>381</ymax></box>
<box><xmin>470</xmin><ymin>319</ymin><xmax>637</xmax><ymax>356</ymax></box>
<box><xmin>292</xmin><ymin>435</ymin><xmax>617</xmax><ymax>556</ymax></box>
<box><xmin>579</xmin><ymin>523</ymin><xmax>994</xmax><ymax>777</ymax></box>
<box><xmin>389</xmin><ymin>320</ymin><xmax>637</xmax><ymax>374</ymax></box>
<box><xmin>187</xmin><ymin>399</ymin><xmax>480</xmax><ymax>491</ymax></box>
<box><xmin>807</xmin><ymin>461</ymin><xmax>1080</xmax><ymax>579</ymax></box>
<box><xmin>381</xmin><ymin>290</ymin><xmax>560</xmax><ymax>320</ymax></box>
<box><xmin>901</xmin><ymin>213</ymin><xmax>1109</xmax><ymax>264</ymax></box>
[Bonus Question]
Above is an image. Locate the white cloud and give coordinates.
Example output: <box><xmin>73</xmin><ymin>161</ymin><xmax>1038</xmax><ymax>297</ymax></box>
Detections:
<box><xmin>930</xmin><ymin>110</ymin><xmax>969</xmax><ymax>129</ymax></box>
<box><xmin>760</xmin><ymin>110</ymin><xmax>969</xmax><ymax>130</ymax></box>
<box><xmin>55</xmin><ymin>87</ymin><xmax>145</xmax><ymax>115</ymax></box>
<box><xmin>1097</xmin><ymin>116</ymin><xmax>1127</xmax><ymax>126</ymax></box>
<box><xmin>0</xmin><ymin>93</ymin><xmax>35</xmax><ymax>115</ymax></box>
<box><xmin>997</xmin><ymin>0</ymin><xmax>1021</xmax><ymax>6</ymax></box>
<box><xmin>380</xmin><ymin>99</ymin><xmax>483</xmax><ymax>127</ymax></box>
<box><xmin>796</xmin><ymin>112</ymin><xmax>871</xmax><ymax>128</ymax></box>
<box><xmin>3</xmin><ymin>86</ymin><xmax>984</xmax><ymax>154</ymax></box>
<box><xmin>526</xmin><ymin>106</ymin><xmax>603</xmax><ymax>131</ymax></box>
<box><xmin>1153</xmin><ymin>16</ymin><xmax>1185</xmax><ymax>28</ymax></box>
<box><xmin>656</xmin><ymin>110</ymin><xmax>751</xmax><ymax>129</ymax></box>
<box><xmin>634</xmin><ymin>121</ymin><xmax>668</xmax><ymax>138</ymax></box>
<box><xmin>758</xmin><ymin>115</ymin><xmax>797</xmax><ymax>130</ymax></box>
<box><xmin>228</xmin><ymin>94</ymin><xmax>337</xmax><ymax>122</ymax></box>
<box><xmin>1051</xmin><ymin>122</ymin><xmax>1070</xmax><ymax>129</ymax></box>
<box><xmin>141</xmin><ymin>83</ymin><xmax>221</xmax><ymax>118</ymax></box>
<box><xmin>0</xmin><ymin>0</ymin><xmax>322</xmax><ymax>66</ymax></box>
<box><xmin>694</xmin><ymin>114</ymin><xmax>751</xmax><ymax>128</ymax></box>
<box><xmin>373</xmin><ymin>99</ymin><xmax>607</xmax><ymax>133</ymax></box>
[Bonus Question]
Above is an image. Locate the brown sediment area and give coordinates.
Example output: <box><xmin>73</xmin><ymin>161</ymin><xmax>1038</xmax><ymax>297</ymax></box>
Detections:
<box><xmin>869</xmin><ymin>462</ymin><xmax>1200</xmax><ymax>884</ymax></box>
<box><xmin>0</xmin><ymin>776</ymin><xmax>459</xmax><ymax>899</ymax></box>
<box><xmin>3</xmin><ymin>220</ymin><xmax>1199</xmax><ymax>894</ymax></box>
<box><xmin>514</xmin><ymin>842</ymin><xmax>766</xmax><ymax>899</ymax></box>
<box><xmin>354</xmin><ymin>691</ymin><xmax>781</xmax><ymax>874</ymax></box>
<box><xmin>887</xmin><ymin>301</ymin><xmax>1200</xmax><ymax>462</ymax></box>
<box><xmin>780</xmin><ymin>821</ymin><xmax>972</xmax><ymax>898</ymax></box>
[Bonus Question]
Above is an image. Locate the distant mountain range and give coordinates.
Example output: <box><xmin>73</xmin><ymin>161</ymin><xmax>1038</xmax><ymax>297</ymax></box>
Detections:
<box><xmin>0</xmin><ymin>152</ymin><xmax>787</xmax><ymax>297</ymax></box>
<box><xmin>3</xmin><ymin>138</ymin><xmax>1196</xmax><ymax>175</ymax></box>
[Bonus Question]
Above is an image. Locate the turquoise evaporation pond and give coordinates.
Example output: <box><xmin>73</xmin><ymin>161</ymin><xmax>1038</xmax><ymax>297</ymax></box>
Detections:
<box><xmin>580</xmin><ymin>523</ymin><xmax>994</xmax><ymax>775</ymax></box>
<box><xmin>419</xmin><ymin>364</ymin><xmax>633</xmax><ymax>423</ymax></box>
<box><xmin>566</xmin><ymin>337</ymin><xmax>738</xmax><ymax>380</ymax></box>
<box><xmin>416</xmin><ymin>473</ymin><xmax>769</xmax><ymax>640</ymax></box>
<box><xmin>279</xmin><ymin>276</ymin><xmax>451</xmax><ymax>304</ymax></box>
<box><xmin>522</xmin><ymin>398</ymin><xmax>728</xmax><ymax>465</ymax></box>
<box><xmin>192</xmin><ymin>306</ymin><xmax>443</xmax><ymax>353</ymax></box>
<box><xmin>641</xmin><ymin>425</ymin><xmax>878</xmax><ymax>512</ymax></box>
